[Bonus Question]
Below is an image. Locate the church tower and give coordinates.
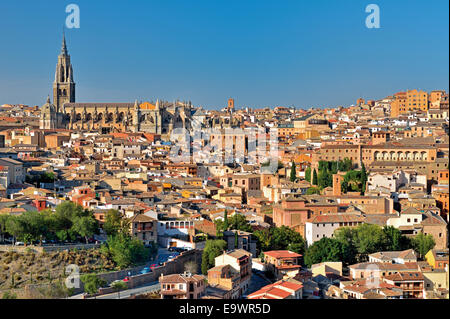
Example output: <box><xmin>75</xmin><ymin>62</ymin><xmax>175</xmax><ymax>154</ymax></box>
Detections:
<box><xmin>53</xmin><ymin>31</ymin><xmax>75</xmax><ymax>112</ymax></box>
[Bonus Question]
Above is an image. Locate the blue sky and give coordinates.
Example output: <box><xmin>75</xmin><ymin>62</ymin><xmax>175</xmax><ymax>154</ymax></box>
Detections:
<box><xmin>0</xmin><ymin>0</ymin><xmax>448</xmax><ymax>109</ymax></box>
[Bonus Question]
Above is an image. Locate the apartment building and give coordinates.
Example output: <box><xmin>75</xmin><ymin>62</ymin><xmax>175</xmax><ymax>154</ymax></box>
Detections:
<box><xmin>159</xmin><ymin>273</ymin><xmax>206</xmax><ymax>299</ymax></box>
<box><xmin>263</xmin><ymin>250</ymin><xmax>302</xmax><ymax>279</ymax></box>
<box><xmin>214</xmin><ymin>249</ymin><xmax>252</xmax><ymax>296</ymax></box>
<box><xmin>130</xmin><ymin>213</ymin><xmax>157</xmax><ymax>245</ymax></box>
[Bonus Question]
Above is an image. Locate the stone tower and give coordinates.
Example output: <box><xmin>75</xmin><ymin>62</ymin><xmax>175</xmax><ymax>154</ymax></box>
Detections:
<box><xmin>53</xmin><ymin>31</ymin><xmax>75</xmax><ymax>112</ymax></box>
<box><xmin>332</xmin><ymin>173</ymin><xmax>344</xmax><ymax>196</ymax></box>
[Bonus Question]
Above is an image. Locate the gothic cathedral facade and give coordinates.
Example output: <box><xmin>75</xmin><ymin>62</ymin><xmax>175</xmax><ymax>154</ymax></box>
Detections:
<box><xmin>40</xmin><ymin>34</ymin><xmax>192</xmax><ymax>135</ymax></box>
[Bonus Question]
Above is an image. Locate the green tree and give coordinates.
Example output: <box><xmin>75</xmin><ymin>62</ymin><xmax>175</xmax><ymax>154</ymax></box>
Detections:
<box><xmin>288</xmin><ymin>242</ymin><xmax>306</xmax><ymax>255</ymax></box>
<box><xmin>254</xmin><ymin>228</ymin><xmax>271</xmax><ymax>252</ymax></box>
<box><xmin>253</xmin><ymin>226</ymin><xmax>306</xmax><ymax>255</ymax></box>
<box><xmin>228</xmin><ymin>214</ymin><xmax>252</xmax><ymax>232</ymax></box>
<box><xmin>306</xmin><ymin>187</ymin><xmax>321</xmax><ymax>195</ymax></box>
<box><xmin>5</xmin><ymin>216</ymin><xmax>27</xmax><ymax>243</ymax></box>
<box><xmin>290</xmin><ymin>161</ymin><xmax>297</xmax><ymax>182</ymax></box>
<box><xmin>341</xmin><ymin>180</ymin><xmax>348</xmax><ymax>194</ymax></box>
<box><xmin>215</xmin><ymin>213</ymin><xmax>252</xmax><ymax>234</ymax></box>
<box><xmin>383</xmin><ymin>226</ymin><xmax>410</xmax><ymax>251</ymax></box>
<box><xmin>318</xmin><ymin>170</ymin><xmax>332</xmax><ymax>189</ymax></box>
<box><xmin>312</xmin><ymin>169</ymin><xmax>318</xmax><ymax>185</ymax></box>
<box><xmin>22</xmin><ymin>211</ymin><xmax>49</xmax><ymax>244</ymax></box>
<box><xmin>342</xmin><ymin>158</ymin><xmax>353</xmax><ymax>171</ymax></box>
<box><xmin>53</xmin><ymin>201</ymin><xmax>87</xmax><ymax>241</ymax></box>
<box><xmin>305</xmin><ymin>166</ymin><xmax>311</xmax><ymax>183</ymax></box>
<box><xmin>72</xmin><ymin>215</ymin><xmax>97</xmax><ymax>244</ymax></box>
<box><xmin>201</xmin><ymin>239</ymin><xmax>227</xmax><ymax>275</ymax></box>
<box><xmin>412</xmin><ymin>232</ymin><xmax>435</xmax><ymax>259</ymax></box>
<box><xmin>352</xmin><ymin>223</ymin><xmax>387</xmax><ymax>258</ymax></box>
<box><xmin>304</xmin><ymin>237</ymin><xmax>345</xmax><ymax>268</ymax></box>
<box><xmin>102</xmin><ymin>233</ymin><xmax>150</xmax><ymax>269</ymax></box>
<box><xmin>0</xmin><ymin>214</ymin><xmax>9</xmax><ymax>242</ymax></box>
<box><xmin>81</xmin><ymin>274</ymin><xmax>106</xmax><ymax>297</ymax></box>
<box><xmin>223</xmin><ymin>210</ymin><xmax>229</xmax><ymax>231</ymax></box>
<box><xmin>360</xmin><ymin>163</ymin><xmax>368</xmax><ymax>194</ymax></box>
<box><xmin>103</xmin><ymin>209</ymin><xmax>124</xmax><ymax>236</ymax></box>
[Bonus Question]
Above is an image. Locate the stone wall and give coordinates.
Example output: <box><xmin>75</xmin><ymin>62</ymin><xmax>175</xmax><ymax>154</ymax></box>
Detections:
<box><xmin>0</xmin><ymin>244</ymin><xmax>101</xmax><ymax>254</ymax></box>
<box><xmin>96</xmin><ymin>249</ymin><xmax>202</xmax><ymax>290</ymax></box>
<box><xmin>0</xmin><ymin>245</ymin><xmax>44</xmax><ymax>254</ymax></box>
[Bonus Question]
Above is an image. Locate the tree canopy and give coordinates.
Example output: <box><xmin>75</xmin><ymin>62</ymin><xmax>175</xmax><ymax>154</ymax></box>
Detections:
<box><xmin>215</xmin><ymin>213</ymin><xmax>253</xmax><ymax>236</ymax></box>
<box><xmin>0</xmin><ymin>202</ymin><xmax>99</xmax><ymax>244</ymax></box>
<box><xmin>333</xmin><ymin>224</ymin><xmax>415</xmax><ymax>263</ymax></box>
<box><xmin>100</xmin><ymin>233</ymin><xmax>152</xmax><ymax>269</ymax></box>
<box><xmin>201</xmin><ymin>239</ymin><xmax>227</xmax><ymax>275</ymax></box>
<box><xmin>304</xmin><ymin>237</ymin><xmax>355</xmax><ymax>268</ymax></box>
<box><xmin>411</xmin><ymin>232</ymin><xmax>435</xmax><ymax>259</ymax></box>
<box><xmin>81</xmin><ymin>274</ymin><xmax>106</xmax><ymax>295</ymax></box>
<box><xmin>253</xmin><ymin>226</ymin><xmax>306</xmax><ymax>255</ymax></box>
<box><xmin>290</xmin><ymin>161</ymin><xmax>297</xmax><ymax>182</ymax></box>
<box><xmin>103</xmin><ymin>209</ymin><xmax>129</xmax><ymax>237</ymax></box>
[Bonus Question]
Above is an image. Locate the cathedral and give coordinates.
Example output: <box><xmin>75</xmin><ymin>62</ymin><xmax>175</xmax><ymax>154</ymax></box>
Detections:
<box><xmin>40</xmin><ymin>34</ymin><xmax>193</xmax><ymax>135</ymax></box>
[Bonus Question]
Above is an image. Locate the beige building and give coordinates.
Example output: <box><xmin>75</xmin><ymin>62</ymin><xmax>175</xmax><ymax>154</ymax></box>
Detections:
<box><xmin>130</xmin><ymin>213</ymin><xmax>157</xmax><ymax>245</ymax></box>
<box><xmin>159</xmin><ymin>273</ymin><xmax>206</xmax><ymax>299</ymax></box>
<box><xmin>0</xmin><ymin>158</ymin><xmax>25</xmax><ymax>186</ymax></box>
<box><xmin>214</xmin><ymin>249</ymin><xmax>252</xmax><ymax>296</ymax></box>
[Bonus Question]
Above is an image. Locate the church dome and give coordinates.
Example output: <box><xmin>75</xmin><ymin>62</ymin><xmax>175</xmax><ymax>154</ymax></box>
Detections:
<box><xmin>41</xmin><ymin>96</ymin><xmax>56</xmax><ymax>113</ymax></box>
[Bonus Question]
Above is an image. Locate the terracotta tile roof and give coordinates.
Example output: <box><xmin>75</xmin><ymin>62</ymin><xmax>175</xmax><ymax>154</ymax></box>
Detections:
<box><xmin>248</xmin><ymin>280</ymin><xmax>303</xmax><ymax>299</ymax></box>
<box><xmin>131</xmin><ymin>214</ymin><xmax>156</xmax><ymax>223</ymax></box>
<box><xmin>264</xmin><ymin>250</ymin><xmax>302</xmax><ymax>259</ymax></box>
<box><xmin>307</xmin><ymin>213</ymin><xmax>365</xmax><ymax>224</ymax></box>
<box><xmin>159</xmin><ymin>274</ymin><xmax>205</xmax><ymax>284</ymax></box>
<box><xmin>383</xmin><ymin>272</ymin><xmax>424</xmax><ymax>282</ymax></box>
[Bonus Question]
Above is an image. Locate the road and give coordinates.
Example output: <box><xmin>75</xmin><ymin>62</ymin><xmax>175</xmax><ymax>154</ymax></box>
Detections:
<box><xmin>69</xmin><ymin>281</ymin><xmax>160</xmax><ymax>299</ymax></box>
<box><xmin>94</xmin><ymin>281</ymin><xmax>160</xmax><ymax>299</ymax></box>
<box><xmin>246</xmin><ymin>270</ymin><xmax>273</xmax><ymax>296</ymax></box>
<box><xmin>69</xmin><ymin>248</ymin><xmax>179</xmax><ymax>299</ymax></box>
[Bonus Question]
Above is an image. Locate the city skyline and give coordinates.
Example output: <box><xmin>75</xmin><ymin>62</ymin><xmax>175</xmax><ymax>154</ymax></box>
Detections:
<box><xmin>0</xmin><ymin>0</ymin><xmax>448</xmax><ymax>109</ymax></box>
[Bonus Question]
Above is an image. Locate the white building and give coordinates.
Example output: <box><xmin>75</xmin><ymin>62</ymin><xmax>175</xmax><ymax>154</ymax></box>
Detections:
<box><xmin>386</xmin><ymin>207</ymin><xmax>423</xmax><ymax>228</ymax></box>
<box><xmin>305</xmin><ymin>214</ymin><xmax>365</xmax><ymax>247</ymax></box>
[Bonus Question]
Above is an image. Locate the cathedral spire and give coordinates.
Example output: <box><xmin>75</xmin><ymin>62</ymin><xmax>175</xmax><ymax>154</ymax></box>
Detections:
<box><xmin>61</xmin><ymin>28</ymin><xmax>68</xmax><ymax>56</ymax></box>
<box><xmin>54</xmin><ymin>30</ymin><xmax>75</xmax><ymax>110</ymax></box>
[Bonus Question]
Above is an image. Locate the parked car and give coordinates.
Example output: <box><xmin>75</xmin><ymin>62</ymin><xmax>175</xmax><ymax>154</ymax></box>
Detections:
<box><xmin>123</xmin><ymin>276</ymin><xmax>130</xmax><ymax>282</ymax></box>
<box><xmin>15</xmin><ymin>242</ymin><xmax>25</xmax><ymax>246</ymax></box>
<box><xmin>140</xmin><ymin>267</ymin><xmax>151</xmax><ymax>274</ymax></box>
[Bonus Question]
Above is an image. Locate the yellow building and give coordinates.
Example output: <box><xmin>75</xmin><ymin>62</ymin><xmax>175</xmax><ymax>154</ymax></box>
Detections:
<box><xmin>406</xmin><ymin>89</ymin><xmax>428</xmax><ymax>112</ymax></box>
<box><xmin>390</xmin><ymin>89</ymin><xmax>429</xmax><ymax>117</ymax></box>
<box><xmin>425</xmin><ymin>249</ymin><xmax>449</xmax><ymax>269</ymax></box>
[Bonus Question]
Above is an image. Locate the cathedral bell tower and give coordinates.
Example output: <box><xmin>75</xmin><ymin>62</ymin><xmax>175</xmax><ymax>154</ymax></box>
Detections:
<box><xmin>53</xmin><ymin>31</ymin><xmax>75</xmax><ymax>112</ymax></box>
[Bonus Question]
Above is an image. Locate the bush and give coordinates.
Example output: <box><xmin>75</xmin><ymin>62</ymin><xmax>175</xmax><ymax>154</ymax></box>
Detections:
<box><xmin>2</xmin><ymin>291</ymin><xmax>17</xmax><ymax>299</ymax></box>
